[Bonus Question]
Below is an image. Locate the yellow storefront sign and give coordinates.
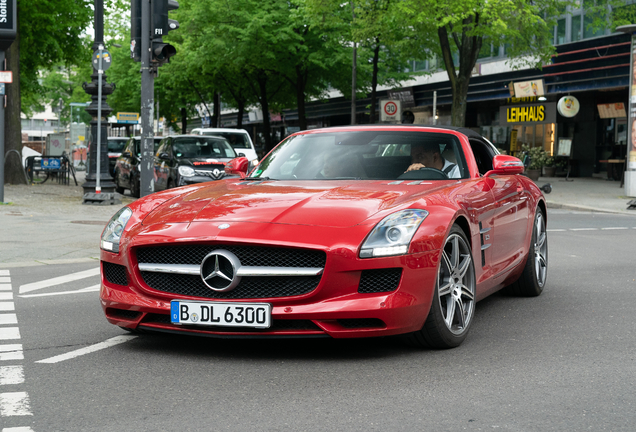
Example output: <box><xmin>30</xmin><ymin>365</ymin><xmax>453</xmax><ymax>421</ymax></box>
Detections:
<box><xmin>506</xmin><ymin>105</ymin><xmax>545</xmax><ymax>123</ymax></box>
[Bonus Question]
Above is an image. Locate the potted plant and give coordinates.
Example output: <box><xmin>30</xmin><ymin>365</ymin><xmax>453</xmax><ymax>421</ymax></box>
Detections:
<box><xmin>542</xmin><ymin>155</ymin><xmax>557</xmax><ymax>177</ymax></box>
<box><xmin>520</xmin><ymin>144</ymin><xmax>546</xmax><ymax>181</ymax></box>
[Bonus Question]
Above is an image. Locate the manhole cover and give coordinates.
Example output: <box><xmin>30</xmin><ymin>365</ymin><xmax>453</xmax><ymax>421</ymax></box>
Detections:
<box><xmin>70</xmin><ymin>220</ymin><xmax>108</xmax><ymax>225</ymax></box>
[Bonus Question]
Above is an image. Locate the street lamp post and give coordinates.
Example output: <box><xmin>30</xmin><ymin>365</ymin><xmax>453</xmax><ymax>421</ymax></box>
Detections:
<box><xmin>81</xmin><ymin>0</ymin><xmax>120</xmax><ymax>205</ymax></box>
<box><xmin>616</xmin><ymin>24</ymin><xmax>636</xmax><ymax>198</ymax></box>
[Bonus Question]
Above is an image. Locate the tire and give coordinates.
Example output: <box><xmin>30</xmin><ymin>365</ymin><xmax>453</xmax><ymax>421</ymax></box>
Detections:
<box><xmin>403</xmin><ymin>225</ymin><xmax>476</xmax><ymax>349</ymax></box>
<box><xmin>504</xmin><ymin>208</ymin><xmax>548</xmax><ymax>297</ymax></box>
<box><xmin>114</xmin><ymin>171</ymin><xmax>125</xmax><ymax>194</ymax></box>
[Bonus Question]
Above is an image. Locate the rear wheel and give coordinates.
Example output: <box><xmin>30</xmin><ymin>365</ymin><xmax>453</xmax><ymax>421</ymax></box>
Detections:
<box><xmin>504</xmin><ymin>208</ymin><xmax>547</xmax><ymax>297</ymax></box>
<box><xmin>404</xmin><ymin>225</ymin><xmax>476</xmax><ymax>349</ymax></box>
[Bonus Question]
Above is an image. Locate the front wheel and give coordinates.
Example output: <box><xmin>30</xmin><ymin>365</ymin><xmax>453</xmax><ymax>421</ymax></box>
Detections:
<box><xmin>403</xmin><ymin>225</ymin><xmax>476</xmax><ymax>349</ymax></box>
<box><xmin>504</xmin><ymin>208</ymin><xmax>547</xmax><ymax>297</ymax></box>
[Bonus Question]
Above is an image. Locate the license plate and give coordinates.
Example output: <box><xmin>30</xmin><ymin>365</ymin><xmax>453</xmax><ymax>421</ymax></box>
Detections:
<box><xmin>170</xmin><ymin>301</ymin><xmax>271</xmax><ymax>329</ymax></box>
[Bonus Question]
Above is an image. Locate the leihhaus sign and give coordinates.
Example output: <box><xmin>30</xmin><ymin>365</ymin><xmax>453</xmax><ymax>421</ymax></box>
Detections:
<box><xmin>499</xmin><ymin>102</ymin><xmax>556</xmax><ymax>125</ymax></box>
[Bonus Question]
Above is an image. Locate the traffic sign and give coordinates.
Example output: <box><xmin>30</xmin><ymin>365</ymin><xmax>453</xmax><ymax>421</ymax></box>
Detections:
<box><xmin>380</xmin><ymin>99</ymin><xmax>401</xmax><ymax>122</ymax></box>
<box><xmin>92</xmin><ymin>50</ymin><xmax>112</xmax><ymax>71</ymax></box>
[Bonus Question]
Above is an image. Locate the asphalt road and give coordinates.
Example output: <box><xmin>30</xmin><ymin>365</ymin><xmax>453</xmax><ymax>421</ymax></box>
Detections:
<box><xmin>2</xmin><ymin>209</ymin><xmax>635</xmax><ymax>431</ymax></box>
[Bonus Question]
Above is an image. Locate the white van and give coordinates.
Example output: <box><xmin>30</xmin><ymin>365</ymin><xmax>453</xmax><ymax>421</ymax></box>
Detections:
<box><xmin>190</xmin><ymin>128</ymin><xmax>258</xmax><ymax>163</ymax></box>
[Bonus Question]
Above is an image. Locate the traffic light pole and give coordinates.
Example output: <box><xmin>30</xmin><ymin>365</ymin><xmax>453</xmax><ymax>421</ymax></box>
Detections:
<box><xmin>140</xmin><ymin>0</ymin><xmax>155</xmax><ymax>198</ymax></box>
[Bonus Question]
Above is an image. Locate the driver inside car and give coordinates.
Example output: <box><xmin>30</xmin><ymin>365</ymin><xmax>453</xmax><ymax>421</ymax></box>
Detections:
<box><xmin>405</xmin><ymin>142</ymin><xmax>460</xmax><ymax>178</ymax></box>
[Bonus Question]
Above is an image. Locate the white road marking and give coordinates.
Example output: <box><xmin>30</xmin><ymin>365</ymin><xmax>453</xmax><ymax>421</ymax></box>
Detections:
<box><xmin>601</xmin><ymin>227</ymin><xmax>629</xmax><ymax>230</ymax></box>
<box><xmin>0</xmin><ymin>315</ymin><xmax>17</xmax><ymax>325</ymax></box>
<box><xmin>0</xmin><ymin>345</ymin><xmax>23</xmax><ymax>362</ymax></box>
<box><xmin>0</xmin><ymin>303</ymin><xmax>14</xmax><ymax>312</ymax></box>
<box><xmin>547</xmin><ymin>229</ymin><xmax>566</xmax><ymax>232</ymax></box>
<box><xmin>0</xmin><ymin>285</ymin><xmax>11</xmax><ymax>291</ymax></box>
<box><xmin>0</xmin><ymin>278</ymin><xmax>9</xmax><ymax>284</ymax></box>
<box><xmin>19</xmin><ymin>285</ymin><xmax>100</xmax><ymax>299</ymax></box>
<box><xmin>0</xmin><ymin>366</ymin><xmax>24</xmax><ymax>385</ymax></box>
<box><xmin>19</xmin><ymin>267</ymin><xmax>100</xmax><ymax>294</ymax></box>
<box><xmin>0</xmin><ymin>392</ymin><xmax>32</xmax><ymax>416</ymax></box>
<box><xmin>570</xmin><ymin>228</ymin><xmax>599</xmax><ymax>231</ymax></box>
<box><xmin>36</xmin><ymin>335</ymin><xmax>137</xmax><ymax>364</ymax></box>
<box><xmin>0</xmin><ymin>293</ymin><xmax>13</xmax><ymax>301</ymax></box>
<box><xmin>0</xmin><ymin>271</ymin><xmax>9</xmax><ymax>276</ymax></box>
<box><xmin>0</xmin><ymin>329</ymin><xmax>20</xmax><ymax>341</ymax></box>
<box><xmin>3</xmin><ymin>427</ymin><xmax>35</xmax><ymax>432</ymax></box>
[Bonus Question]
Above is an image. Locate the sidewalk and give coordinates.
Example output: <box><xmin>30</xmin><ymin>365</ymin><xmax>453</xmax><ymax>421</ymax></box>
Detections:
<box><xmin>1</xmin><ymin>171</ymin><xmax>635</xmax><ymax>268</ymax></box>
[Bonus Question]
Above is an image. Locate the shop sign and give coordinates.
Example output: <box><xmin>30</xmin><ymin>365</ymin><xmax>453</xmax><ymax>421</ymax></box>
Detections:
<box><xmin>557</xmin><ymin>96</ymin><xmax>580</xmax><ymax>118</ymax></box>
<box><xmin>499</xmin><ymin>102</ymin><xmax>556</xmax><ymax>125</ymax></box>
<box><xmin>387</xmin><ymin>88</ymin><xmax>415</xmax><ymax>108</ymax></box>
<box><xmin>513</xmin><ymin>79</ymin><xmax>545</xmax><ymax>98</ymax></box>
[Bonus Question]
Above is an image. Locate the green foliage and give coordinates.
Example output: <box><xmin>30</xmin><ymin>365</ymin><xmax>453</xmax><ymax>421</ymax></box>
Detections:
<box><xmin>520</xmin><ymin>144</ymin><xmax>550</xmax><ymax>170</ymax></box>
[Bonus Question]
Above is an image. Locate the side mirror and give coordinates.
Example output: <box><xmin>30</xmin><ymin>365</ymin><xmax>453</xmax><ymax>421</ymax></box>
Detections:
<box><xmin>159</xmin><ymin>152</ymin><xmax>170</xmax><ymax>160</ymax></box>
<box><xmin>485</xmin><ymin>155</ymin><xmax>525</xmax><ymax>177</ymax></box>
<box><xmin>122</xmin><ymin>151</ymin><xmax>132</xmax><ymax>157</ymax></box>
<box><xmin>225</xmin><ymin>156</ymin><xmax>249</xmax><ymax>177</ymax></box>
<box><xmin>238</xmin><ymin>152</ymin><xmax>246</xmax><ymax>157</ymax></box>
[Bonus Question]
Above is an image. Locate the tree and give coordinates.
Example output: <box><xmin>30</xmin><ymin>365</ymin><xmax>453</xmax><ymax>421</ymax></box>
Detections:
<box><xmin>400</xmin><ymin>0</ymin><xmax>566</xmax><ymax>126</ymax></box>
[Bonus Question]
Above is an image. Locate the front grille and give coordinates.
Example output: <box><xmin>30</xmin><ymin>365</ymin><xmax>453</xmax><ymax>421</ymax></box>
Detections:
<box><xmin>143</xmin><ymin>313</ymin><xmax>321</xmax><ymax>332</ymax></box>
<box><xmin>136</xmin><ymin>245</ymin><xmax>326</xmax><ymax>299</ymax></box>
<box><xmin>338</xmin><ymin>318</ymin><xmax>385</xmax><ymax>329</ymax></box>
<box><xmin>140</xmin><ymin>273</ymin><xmax>321</xmax><ymax>299</ymax></box>
<box><xmin>358</xmin><ymin>268</ymin><xmax>402</xmax><ymax>293</ymax></box>
<box><xmin>136</xmin><ymin>245</ymin><xmax>326</xmax><ymax>268</ymax></box>
<box><xmin>102</xmin><ymin>262</ymin><xmax>128</xmax><ymax>286</ymax></box>
<box><xmin>194</xmin><ymin>169</ymin><xmax>225</xmax><ymax>179</ymax></box>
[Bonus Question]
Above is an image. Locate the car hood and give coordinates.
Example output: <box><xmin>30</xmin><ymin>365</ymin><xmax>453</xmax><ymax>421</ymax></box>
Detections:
<box><xmin>142</xmin><ymin>180</ymin><xmax>448</xmax><ymax>228</ymax></box>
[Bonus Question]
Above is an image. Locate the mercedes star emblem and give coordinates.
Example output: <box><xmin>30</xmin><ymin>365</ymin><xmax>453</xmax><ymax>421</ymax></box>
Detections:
<box><xmin>200</xmin><ymin>250</ymin><xmax>242</xmax><ymax>292</ymax></box>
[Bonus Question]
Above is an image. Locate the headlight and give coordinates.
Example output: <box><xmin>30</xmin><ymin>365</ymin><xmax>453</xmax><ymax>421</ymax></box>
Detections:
<box><xmin>101</xmin><ymin>207</ymin><xmax>133</xmax><ymax>253</ymax></box>
<box><xmin>178</xmin><ymin>165</ymin><xmax>195</xmax><ymax>177</ymax></box>
<box><xmin>359</xmin><ymin>209</ymin><xmax>428</xmax><ymax>258</ymax></box>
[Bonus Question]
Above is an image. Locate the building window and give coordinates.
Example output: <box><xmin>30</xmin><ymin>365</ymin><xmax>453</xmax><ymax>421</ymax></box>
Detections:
<box><xmin>556</xmin><ymin>18</ymin><xmax>567</xmax><ymax>45</ymax></box>
<box><xmin>571</xmin><ymin>15</ymin><xmax>582</xmax><ymax>41</ymax></box>
<box><xmin>21</xmin><ymin>119</ymin><xmax>31</xmax><ymax>128</ymax></box>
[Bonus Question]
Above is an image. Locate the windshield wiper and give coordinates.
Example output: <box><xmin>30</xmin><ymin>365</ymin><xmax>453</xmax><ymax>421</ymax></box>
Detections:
<box><xmin>241</xmin><ymin>176</ymin><xmax>274</xmax><ymax>181</ymax></box>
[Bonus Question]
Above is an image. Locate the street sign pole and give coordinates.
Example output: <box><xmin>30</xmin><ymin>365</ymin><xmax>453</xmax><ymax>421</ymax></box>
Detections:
<box><xmin>96</xmin><ymin>45</ymin><xmax>103</xmax><ymax>193</ymax></box>
<box><xmin>0</xmin><ymin>50</ymin><xmax>5</xmax><ymax>203</ymax></box>
<box><xmin>140</xmin><ymin>0</ymin><xmax>155</xmax><ymax>197</ymax></box>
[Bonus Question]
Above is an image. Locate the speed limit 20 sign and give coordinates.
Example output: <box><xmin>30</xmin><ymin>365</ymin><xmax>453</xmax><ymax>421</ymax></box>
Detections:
<box><xmin>380</xmin><ymin>99</ymin><xmax>401</xmax><ymax>122</ymax></box>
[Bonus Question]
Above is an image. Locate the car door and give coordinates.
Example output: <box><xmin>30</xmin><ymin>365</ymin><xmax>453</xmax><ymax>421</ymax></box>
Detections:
<box><xmin>470</xmin><ymin>138</ymin><xmax>530</xmax><ymax>275</ymax></box>
<box><xmin>119</xmin><ymin>139</ymin><xmax>134</xmax><ymax>189</ymax></box>
<box><xmin>154</xmin><ymin>138</ymin><xmax>171</xmax><ymax>191</ymax></box>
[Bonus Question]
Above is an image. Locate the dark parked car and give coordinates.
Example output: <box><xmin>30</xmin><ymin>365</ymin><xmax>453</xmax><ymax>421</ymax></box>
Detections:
<box><xmin>107</xmin><ymin>137</ymin><xmax>129</xmax><ymax>177</ymax></box>
<box><xmin>114</xmin><ymin>137</ymin><xmax>163</xmax><ymax>197</ymax></box>
<box><xmin>153</xmin><ymin>135</ymin><xmax>238</xmax><ymax>191</ymax></box>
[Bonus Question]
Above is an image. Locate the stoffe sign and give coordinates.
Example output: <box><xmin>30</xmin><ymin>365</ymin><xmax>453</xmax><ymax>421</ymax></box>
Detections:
<box><xmin>0</xmin><ymin>0</ymin><xmax>16</xmax><ymax>50</ymax></box>
<box><xmin>116</xmin><ymin>112</ymin><xmax>140</xmax><ymax>124</ymax></box>
<box><xmin>380</xmin><ymin>99</ymin><xmax>401</xmax><ymax>122</ymax></box>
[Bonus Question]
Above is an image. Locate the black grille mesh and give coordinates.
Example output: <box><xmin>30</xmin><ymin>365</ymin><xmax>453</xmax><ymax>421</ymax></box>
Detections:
<box><xmin>338</xmin><ymin>318</ymin><xmax>385</xmax><ymax>328</ymax></box>
<box><xmin>140</xmin><ymin>272</ymin><xmax>321</xmax><ymax>299</ymax></box>
<box><xmin>358</xmin><ymin>268</ymin><xmax>402</xmax><ymax>293</ymax></box>
<box><xmin>136</xmin><ymin>245</ymin><xmax>326</xmax><ymax>268</ymax></box>
<box><xmin>102</xmin><ymin>262</ymin><xmax>128</xmax><ymax>286</ymax></box>
<box><xmin>143</xmin><ymin>313</ymin><xmax>321</xmax><ymax>332</ymax></box>
<box><xmin>106</xmin><ymin>308</ymin><xmax>141</xmax><ymax>320</ymax></box>
<box><xmin>136</xmin><ymin>245</ymin><xmax>325</xmax><ymax>299</ymax></box>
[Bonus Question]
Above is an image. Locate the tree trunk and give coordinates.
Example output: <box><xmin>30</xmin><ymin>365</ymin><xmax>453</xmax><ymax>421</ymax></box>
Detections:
<box><xmin>295</xmin><ymin>65</ymin><xmax>307</xmax><ymax>131</ymax></box>
<box><xmin>212</xmin><ymin>92</ymin><xmax>221</xmax><ymax>128</ymax></box>
<box><xmin>257</xmin><ymin>76</ymin><xmax>273</xmax><ymax>152</ymax></box>
<box><xmin>181</xmin><ymin>107</ymin><xmax>187</xmax><ymax>133</ymax></box>
<box><xmin>369</xmin><ymin>42</ymin><xmax>380</xmax><ymax>124</ymax></box>
<box><xmin>236</xmin><ymin>100</ymin><xmax>244</xmax><ymax>129</ymax></box>
<box><xmin>4</xmin><ymin>29</ymin><xmax>25</xmax><ymax>185</ymax></box>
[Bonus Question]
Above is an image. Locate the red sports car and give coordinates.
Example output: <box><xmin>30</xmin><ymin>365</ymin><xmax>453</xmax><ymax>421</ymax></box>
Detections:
<box><xmin>100</xmin><ymin>126</ymin><xmax>548</xmax><ymax>348</ymax></box>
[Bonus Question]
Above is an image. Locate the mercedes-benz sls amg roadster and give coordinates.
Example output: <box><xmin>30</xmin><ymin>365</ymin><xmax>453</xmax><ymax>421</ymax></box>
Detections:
<box><xmin>100</xmin><ymin>126</ymin><xmax>548</xmax><ymax>348</ymax></box>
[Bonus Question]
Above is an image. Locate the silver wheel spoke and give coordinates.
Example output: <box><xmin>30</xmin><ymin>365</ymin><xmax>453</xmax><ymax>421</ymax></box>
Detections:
<box><xmin>457</xmin><ymin>254</ymin><xmax>471</xmax><ymax>278</ymax></box>
<box><xmin>444</xmin><ymin>297</ymin><xmax>455</xmax><ymax>328</ymax></box>
<box><xmin>451</xmin><ymin>237</ymin><xmax>459</xmax><ymax>270</ymax></box>
<box><xmin>455</xmin><ymin>298</ymin><xmax>466</xmax><ymax>329</ymax></box>
<box><xmin>438</xmin><ymin>281</ymin><xmax>452</xmax><ymax>297</ymax></box>
<box><xmin>536</xmin><ymin>231</ymin><xmax>546</xmax><ymax>250</ymax></box>
<box><xmin>442</xmin><ymin>250</ymin><xmax>452</xmax><ymax>273</ymax></box>
<box><xmin>460</xmin><ymin>284</ymin><xmax>475</xmax><ymax>301</ymax></box>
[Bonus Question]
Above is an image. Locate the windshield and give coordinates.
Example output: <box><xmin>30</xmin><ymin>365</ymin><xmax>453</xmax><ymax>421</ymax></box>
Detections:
<box><xmin>201</xmin><ymin>131</ymin><xmax>250</xmax><ymax>149</ymax></box>
<box><xmin>251</xmin><ymin>131</ymin><xmax>468</xmax><ymax>180</ymax></box>
<box><xmin>108</xmin><ymin>138</ymin><xmax>128</xmax><ymax>152</ymax></box>
<box><xmin>133</xmin><ymin>138</ymin><xmax>163</xmax><ymax>157</ymax></box>
<box><xmin>172</xmin><ymin>137</ymin><xmax>237</xmax><ymax>159</ymax></box>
